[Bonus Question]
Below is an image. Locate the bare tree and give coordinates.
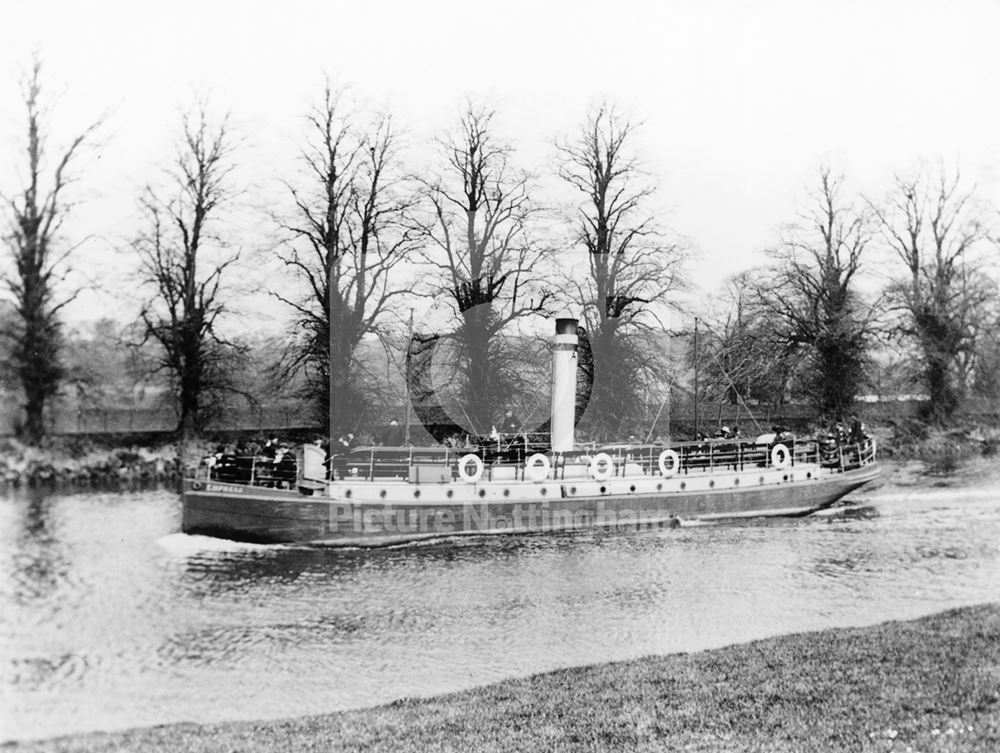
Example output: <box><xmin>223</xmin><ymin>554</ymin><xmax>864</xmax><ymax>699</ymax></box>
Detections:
<box><xmin>414</xmin><ymin>103</ymin><xmax>551</xmax><ymax>435</ymax></box>
<box><xmin>133</xmin><ymin>104</ymin><xmax>243</xmax><ymax>440</ymax></box>
<box><xmin>755</xmin><ymin>167</ymin><xmax>879</xmax><ymax>420</ymax></box>
<box><xmin>971</xmin><ymin>300</ymin><xmax>1000</xmax><ymax>400</ymax></box>
<box><xmin>557</xmin><ymin>104</ymin><xmax>687</xmax><ymax>439</ymax></box>
<box><xmin>274</xmin><ymin>84</ymin><xmax>417</xmax><ymax>437</ymax></box>
<box><xmin>696</xmin><ymin>272</ymin><xmax>796</xmax><ymax>414</ymax></box>
<box><xmin>1</xmin><ymin>59</ymin><xmax>100</xmax><ymax>444</ymax></box>
<box><xmin>872</xmin><ymin>166</ymin><xmax>994</xmax><ymax>423</ymax></box>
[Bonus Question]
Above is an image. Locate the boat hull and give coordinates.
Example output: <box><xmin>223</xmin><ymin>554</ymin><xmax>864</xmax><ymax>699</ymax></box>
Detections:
<box><xmin>181</xmin><ymin>463</ymin><xmax>880</xmax><ymax>546</ymax></box>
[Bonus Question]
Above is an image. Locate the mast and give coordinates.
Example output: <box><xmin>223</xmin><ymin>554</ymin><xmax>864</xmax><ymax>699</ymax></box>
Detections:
<box><xmin>693</xmin><ymin>316</ymin><xmax>699</xmax><ymax>438</ymax></box>
<box><xmin>404</xmin><ymin>307</ymin><xmax>413</xmax><ymax>445</ymax></box>
<box><xmin>328</xmin><ymin>260</ymin><xmax>335</xmax><ymax>441</ymax></box>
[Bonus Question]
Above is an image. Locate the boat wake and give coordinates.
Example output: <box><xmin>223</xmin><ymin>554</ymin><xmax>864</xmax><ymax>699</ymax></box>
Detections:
<box><xmin>860</xmin><ymin>486</ymin><xmax>1000</xmax><ymax>505</ymax></box>
<box><xmin>674</xmin><ymin>518</ymin><xmax>717</xmax><ymax>528</ymax></box>
<box><xmin>156</xmin><ymin>532</ymin><xmax>281</xmax><ymax>556</ymax></box>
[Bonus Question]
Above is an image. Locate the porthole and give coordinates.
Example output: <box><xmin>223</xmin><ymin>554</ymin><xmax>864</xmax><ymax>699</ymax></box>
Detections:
<box><xmin>807</xmin><ymin>472</ymin><xmax>812</xmax><ymax>479</ymax></box>
<box><xmin>656</xmin><ymin>483</ymin><xmax>663</xmax><ymax>491</ymax></box>
<box><xmin>600</xmin><ymin>485</ymin><xmax>607</xmax><ymax>494</ymax></box>
<box><xmin>446</xmin><ymin>489</ymin><xmax>454</xmax><ymax>498</ymax></box>
<box><xmin>782</xmin><ymin>475</ymin><xmax>788</xmax><ymax>483</ymax></box>
<box><xmin>345</xmin><ymin>489</ymin><xmax>352</xmax><ymax>499</ymax></box>
<box><xmin>414</xmin><ymin>490</ymin><xmax>421</xmax><ymax>498</ymax></box>
<box><xmin>709</xmin><ymin>480</ymin><xmax>715</xmax><ymax>488</ymax></box>
<box><xmin>540</xmin><ymin>487</ymin><xmax>547</xmax><ymax>495</ymax></box>
<box><xmin>629</xmin><ymin>485</ymin><xmax>636</xmax><ymax>493</ymax></box>
<box><xmin>680</xmin><ymin>481</ymin><xmax>686</xmax><ymax>490</ymax></box>
<box><xmin>478</xmin><ymin>489</ymin><xmax>486</xmax><ymax>497</ymax></box>
<box><xmin>759</xmin><ymin>477</ymin><xmax>765</xmax><ymax>485</ymax></box>
<box><xmin>503</xmin><ymin>489</ymin><xmax>510</xmax><ymax>497</ymax></box>
<box><xmin>569</xmin><ymin>486</ymin><xmax>577</xmax><ymax>495</ymax></box>
<box><xmin>733</xmin><ymin>478</ymin><xmax>740</xmax><ymax>486</ymax></box>
<box><xmin>379</xmin><ymin>489</ymin><xmax>386</xmax><ymax>498</ymax></box>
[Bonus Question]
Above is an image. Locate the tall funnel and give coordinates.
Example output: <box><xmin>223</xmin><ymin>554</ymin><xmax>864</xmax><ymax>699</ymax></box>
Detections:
<box><xmin>550</xmin><ymin>318</ymin><xmax>578</xmax><ymax>452</ymax></box>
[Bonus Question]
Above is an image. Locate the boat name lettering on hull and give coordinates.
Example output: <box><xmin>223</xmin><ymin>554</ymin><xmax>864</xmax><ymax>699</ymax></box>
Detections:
<box><xmin>205</xmin><ymin>483</ymin><xmax>246</xmax><ymax>494</ymax></box>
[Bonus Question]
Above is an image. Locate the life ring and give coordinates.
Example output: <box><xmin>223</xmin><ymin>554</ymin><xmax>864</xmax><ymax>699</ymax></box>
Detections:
<box><xmin>658</xmin><ymin>449</ymin><xmax>680</xmax><ymax>477</ymax></box>
<box><xmin>771</xmin><ymin>443</ymin><xmax>790</xmax><ymax>469</ymax></box>
<box><xmin>457</xmin><ymin>454</ymin><xmax>484</xmax><ymax>483</ymax></box>
<box><xmin>191</xmin><ymin>480</ymin><xmax>202</xmax><ymax>491</ymax></box>
<box><xmin>589</xmin><ymin>452</ymin><xmax>615</xmax><ymax>481</ymax></box>
<box><xmin>525</xmin><ymin>453</ymin><xmax>551</xmax><ymax>482</ymax></box>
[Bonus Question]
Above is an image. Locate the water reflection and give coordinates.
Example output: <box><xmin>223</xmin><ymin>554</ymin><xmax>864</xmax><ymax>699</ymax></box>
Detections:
<box><xmin>1</xmin><ymin>483</ymin><xmax>999</xmax><ymax>741</ymax></box>
<box><xmin>5</xmin><ymin>490</ymin><xmax>69</xmax><ymax>609</ymax></box>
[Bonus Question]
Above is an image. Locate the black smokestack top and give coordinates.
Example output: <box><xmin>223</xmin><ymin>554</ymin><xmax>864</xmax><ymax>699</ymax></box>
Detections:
<box><xmin>555</xmin><ymin>318</ymin><xmax>578</xmax><ymax>335</ymax></box>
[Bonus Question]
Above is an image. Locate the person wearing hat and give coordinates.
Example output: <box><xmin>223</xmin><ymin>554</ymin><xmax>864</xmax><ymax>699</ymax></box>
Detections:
<box><xmin>381</xmin><ymin>418</ymin><xmax>403</xmax><ymax>446</ymax></box>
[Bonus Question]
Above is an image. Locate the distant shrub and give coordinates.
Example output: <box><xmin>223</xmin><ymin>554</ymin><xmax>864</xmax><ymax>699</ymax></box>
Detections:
<box><xmin>918</xmin><ymin>440</ymin><xmax>975</xmax><ymax>476</ymax></box>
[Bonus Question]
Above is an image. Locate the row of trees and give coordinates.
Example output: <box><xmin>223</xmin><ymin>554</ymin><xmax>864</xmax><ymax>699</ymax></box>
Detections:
<box><xmin>695</xmin><ymin>166</ymin><xmax>999</xmax><ymax>428</ymax></box>
<box><xmin>2</xmin><ymin>63</ymin><xmax>685</xmax><ymax>444</ymax></box>
<box><xmin>3</xmin><ymin>61</ymin><xmax>999</xmax><ymax>446</ymax></box>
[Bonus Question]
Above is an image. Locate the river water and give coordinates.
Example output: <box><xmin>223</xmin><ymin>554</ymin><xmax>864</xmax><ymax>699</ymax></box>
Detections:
<box><xmin>2</xmin><ymin>478</ymin><xmax>999</xmax><ymax>741</ymax></box>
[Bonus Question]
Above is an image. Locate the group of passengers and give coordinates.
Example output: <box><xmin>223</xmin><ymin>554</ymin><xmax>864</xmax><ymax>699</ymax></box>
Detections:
<box><xmin>818</xmin><ymin>416</ymin><xmax>871</xmax><ymax>467</ymax></box>
<box><xmin>203</xmin><ymin>435</ymin><xmax>300</xmax><ymax>487</ymax></box>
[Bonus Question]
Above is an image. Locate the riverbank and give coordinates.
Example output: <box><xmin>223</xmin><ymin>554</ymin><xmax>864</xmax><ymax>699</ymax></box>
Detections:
<box><xmin>8</xmin><ymin>604</ymin><xmax>999</xmax><ymax>752</ymax></box>
<box><xmin>2</xmin><ymin>422</ymin><xmax>998</xmax><ymax>492</ymax></box>
<box><xmin>0</xmin><ymin>437</ymin><xmax>181</xmax><ymax>488</ymax></box>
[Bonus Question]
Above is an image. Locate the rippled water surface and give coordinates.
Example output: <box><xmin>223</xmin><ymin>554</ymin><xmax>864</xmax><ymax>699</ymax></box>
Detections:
<box><xmin>2</xmin><ymin>479</ymin><xmax>999</xmax><ymax>741</ymax></box>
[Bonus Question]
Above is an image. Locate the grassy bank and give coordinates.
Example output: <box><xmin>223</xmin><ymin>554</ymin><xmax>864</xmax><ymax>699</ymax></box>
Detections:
<box><xmin>9</xmin><ymin>605</ymin><xmax>999</xmax><ymax>752</ymax></box>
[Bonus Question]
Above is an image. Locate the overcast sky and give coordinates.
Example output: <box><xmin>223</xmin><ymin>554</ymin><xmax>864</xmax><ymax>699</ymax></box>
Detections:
<box><xmin>2</xmin><ymin>0</ymin><xmax>998</xmax><ymax>332</ymax></box>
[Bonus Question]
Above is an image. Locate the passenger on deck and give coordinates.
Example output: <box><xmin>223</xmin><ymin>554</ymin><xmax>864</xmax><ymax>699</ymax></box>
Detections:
<box><xmin>501</xmin><ymin>409</ymin><xmax>522</xmax><ymax>437</ymax></box>
<box><xmin>274</xmin><ymin>444</ymin><xmax>297</xmax><ymax>488</ymax></box>
<box><xmin>262</xmin><ymin>435</ymin><xmax>280</xmax><ymax>459</ymax></box>
<box><xmin>849</xmin><ymin>416</ymin><xmax>867</xmax><ymax>444</ymax></box>
<box><xmin>380</xmin><ymin>418</ymin><xmax>403</xmax><ymax>447</ymax></box>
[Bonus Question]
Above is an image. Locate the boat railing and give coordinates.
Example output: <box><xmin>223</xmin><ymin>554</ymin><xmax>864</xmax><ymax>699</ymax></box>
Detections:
<box><xmin>583</xmin><ymin>439</ymin><xmax>814</xmax><ymax>477</ymax></box>
<box><xmin>198</xmin><ymin>452</ymin><xmax>299</xmax><ymax>488</ymax></box>
<box><xmin>836</xmin><ymin>436</ymin><xmax>877</xmax><ymax>472</ymax></box>
<box><xmin>194</xmin><ymin>434</ymin><xmax>876</xmax><ymax>488</ymax></box>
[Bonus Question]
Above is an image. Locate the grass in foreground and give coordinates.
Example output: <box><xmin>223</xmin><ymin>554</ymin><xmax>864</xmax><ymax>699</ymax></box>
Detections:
<box><xmin>9</xmin><ymin>605</ymin><xmax>1000</xmax><ymax>752</ymax></box>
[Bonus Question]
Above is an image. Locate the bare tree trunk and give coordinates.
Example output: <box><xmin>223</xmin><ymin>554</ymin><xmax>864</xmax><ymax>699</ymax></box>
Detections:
<box><xmin>557</xmin><ymin>104</ymin><xmax>686</xmax><ymax>438</ymax></box>
<box><xmin>749</xmin><ymin>167</ymin><xmax>877</xmax><ymax>421</ymax></box>
<box><xmin>274</xmin><ymin>84</ymin><xmax>415</xmax><ymax>439</ymax></box>
<box><xmin>415</xmin><ymin>103</ymin><xmax>551</xmax><ymax>437</ymax></box>
<box><xmin>133</xmin><ymin>102</ymin><xmax>242</xmax><ymax>441</ymax></box>
<box><xmin>1</xmin><ymin>60</ymin><xmax>99</xmax><ymax>445</ymax></box>
<box><xmin>874</xmin><ymin>168</ymin><xmax>992</xmax><ymax>424</ymax></box>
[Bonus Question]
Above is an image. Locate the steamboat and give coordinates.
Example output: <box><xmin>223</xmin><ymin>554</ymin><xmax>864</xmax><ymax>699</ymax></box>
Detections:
<box><xmin>182</xmin><ymin>318</ymin><xmax>879</xmax><ymax>545</ymax></box>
